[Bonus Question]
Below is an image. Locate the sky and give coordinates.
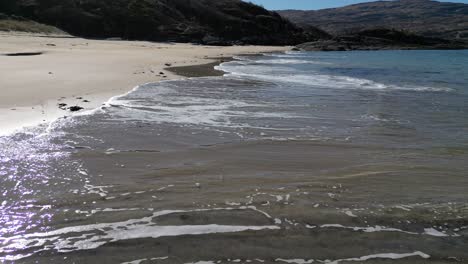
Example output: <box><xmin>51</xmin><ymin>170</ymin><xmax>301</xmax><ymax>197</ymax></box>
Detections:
<box><xmin>247</xmin><ymin>0</ymin><xmax>468</xmax><ymax>10</ymax></box>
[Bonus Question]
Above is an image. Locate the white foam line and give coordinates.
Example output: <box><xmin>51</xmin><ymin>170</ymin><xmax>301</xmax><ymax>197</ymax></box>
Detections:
<box><xmin>4</xmin><ymin>78</ymin><xmax>188</xmax><ymax>139</ymax></box>
<box><xmin>253</xmin><ymin>59</ymin><xmax>325</xmax><ymax>65</ymax></box>
<box><xmin>151</xmin><ymin>256</ymin><xmax>169</xmax><ymax>260</ymax></box>
<box><xmin>75</xmin><ymin>207</ymin><xmax>142</xmax><ymax>216</ymax></box>
<box><xmin>276</xmin><ymin>258</ymin><xmax>314</xmax><ymax>263</ymax></box>
<box><xmin>185</xmin><ymin>261</ymin><xmax>216</xmax><ymax>264</ymax></box>
<box><xmin>344</xmin><ymin>211</ymin><xmax>357</xmax><ymax>218</ymax></box>
<box><xmin>393</xmin><ymin>205</ymin><xmax>412</xmax><ymax>211</ymax></box>
<box><xmin>121</xmin><ymin>256</ymin><xmax>169</xmax><ymax>264</ymax></box>
<box><xmin>324</xmin><ymin>251</ymin><xmax>430</xmax><ymax>264</ymax></box>
<box><xmin>423</xmin><ymin>228</ymin><xmax>449</xmax><ymax>237</ymax></box>
<box><xmin>2</xmin><ymin>208</ymin><xmax>247</xmax><ymax>239</ymax></box>
<box><xmin>121</xmin><ymin>258</ymin><xmax>148</xmax><ymax>264</ymax></box>
<box><xmin>275</xmin><ymin>251</ymin><xmax>429</xmax><ymax>264</ymax></box>
<box><xmin>0</xmin><ymin>207</ymin><xmax>279</xmax><ymax>261</ymax></box>
<box><xmin>101</xmin><ymin>81</ymin><xmax>160</xmax><ymax>110</ymax></box>
<box><xmin>320</xmin><ymin>224</ymin><xmax>455</xmax><ymax>237</ymax></box>
<box><xmin>2</xmin><ymin>82</ymin><xmax>148</xmax><ymax>139</ymax></box>
<box><xmin>320</xmin><ymin>224</ymin><xmax>418</xmax><ymax>235</ymax></box>
<box><xmin>220</xmin><ymin>70</ymin><xmax>452</xmax><ymax>93</ymax></box>
<box><xmin>242</xmin><ymin>206</ymin><xmax>273</xmax><ymax>219</ymax></box>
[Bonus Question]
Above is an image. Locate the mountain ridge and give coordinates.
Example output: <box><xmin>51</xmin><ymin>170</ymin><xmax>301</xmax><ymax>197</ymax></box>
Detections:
<box><xmin>278</xmin><ymin>0</ymin><xmax>468</xmax><ymax>41</ymax></box>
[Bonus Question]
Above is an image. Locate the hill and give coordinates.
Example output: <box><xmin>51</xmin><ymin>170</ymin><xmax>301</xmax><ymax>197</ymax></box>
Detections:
<box><xmin>297</xmin><ymin>28</ymin><xmax>468</xmax><ymax>51</ymax></box>
<box><xmin>278</xmin><ymin>0</ymin><xmax>468</xmax><ymax>41</ymax></box>
<box><xmin>0</xmin><ymin>14</ymin><xmax>66</xmax><ymax>34</ymax></box>
<box><xmin>0</xmin><ymin>0</ymin><xmax>320</xmax><ymax>45</ymax></box>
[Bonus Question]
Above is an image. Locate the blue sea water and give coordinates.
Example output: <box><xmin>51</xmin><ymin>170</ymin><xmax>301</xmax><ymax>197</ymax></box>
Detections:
<box><xmin>0</xmin><ymin>50</ymin><xmax>467</xmax><ymax>262</ymax></box>
<box><xmin>215</xmin><ymin>50</ymin><xmax>468</xmax><ymax>148</ymax></box>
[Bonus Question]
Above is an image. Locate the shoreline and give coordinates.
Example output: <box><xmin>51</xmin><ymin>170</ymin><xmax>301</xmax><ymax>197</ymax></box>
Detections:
<box><xmin>165</xmin><ymin>57</ymin><xmax>233</xmax><ymax>78</ymax></box>
<box><xmin>0</xmin><ymin>33</ymin><xmax>289</xmax><ymax>136</ymax></box>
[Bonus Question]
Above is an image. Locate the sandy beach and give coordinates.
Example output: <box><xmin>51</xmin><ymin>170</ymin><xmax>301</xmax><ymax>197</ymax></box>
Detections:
<box><xmin>1</xmin><ymin>33</ymin><xmax>468</xmax><ymax>263</ymax></box>
<box><xmin>0</xmin><ymin>32</ymin><xmax>288</xmax><ymax>135</ymax></box>
<box><xmin>1</xmin><ymin>0</ymin><xmax>467</xmax><ymax>262</ymax></box>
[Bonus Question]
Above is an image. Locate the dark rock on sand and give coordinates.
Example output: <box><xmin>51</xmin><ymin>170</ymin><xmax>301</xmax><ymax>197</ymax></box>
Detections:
<box><xmin>68</xmin><ymin>106</ymin><xmax>84</xmax><ymax>112</ymax></box>
<box><xmin>3</xmin><ymin>52</ymin><xmax>43</xmax><ymax>56</ymax></box>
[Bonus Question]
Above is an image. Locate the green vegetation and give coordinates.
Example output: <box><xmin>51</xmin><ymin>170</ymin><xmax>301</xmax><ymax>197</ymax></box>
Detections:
<box><xmin>0</xmin><ymin>16</ymin><xmax>65</xmax><ymax>34</ymax></box>
<box><xmin>0</xmin><ymin>0</ymin><xmax>320</xmax><ymax>45</ymax></box>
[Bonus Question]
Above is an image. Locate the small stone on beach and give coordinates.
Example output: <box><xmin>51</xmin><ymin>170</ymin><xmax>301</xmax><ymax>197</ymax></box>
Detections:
<box><xmin>68</xmin><ymin>106</ymin><xmax>84</xmax><ymax>112</ymax></box>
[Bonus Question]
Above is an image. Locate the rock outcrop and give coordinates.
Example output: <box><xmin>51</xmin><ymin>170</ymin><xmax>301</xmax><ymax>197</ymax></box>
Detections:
<box><xmin>297</xmin><ymin>28</ymin><xmax>468</xmax><ymax>51</ymax></box>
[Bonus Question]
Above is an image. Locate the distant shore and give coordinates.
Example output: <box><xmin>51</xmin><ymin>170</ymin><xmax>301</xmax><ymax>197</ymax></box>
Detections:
<box><xmin>0</xmin><ymin>32</ymin><xmax>289</xmax><ymax>135</ymax></box>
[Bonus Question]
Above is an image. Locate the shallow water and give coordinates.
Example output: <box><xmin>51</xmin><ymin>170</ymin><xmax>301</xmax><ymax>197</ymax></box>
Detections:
<box><xmin>1</xmin><ymin>50</ymin><xmax>468</xmax><ymax>263</ymax></box>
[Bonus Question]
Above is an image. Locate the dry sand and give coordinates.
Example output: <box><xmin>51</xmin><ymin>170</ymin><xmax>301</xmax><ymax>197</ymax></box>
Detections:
<box><xmin>0</xmin><ymin>32</ymin><xmax>289</xmax><ymax>135</ymax></box>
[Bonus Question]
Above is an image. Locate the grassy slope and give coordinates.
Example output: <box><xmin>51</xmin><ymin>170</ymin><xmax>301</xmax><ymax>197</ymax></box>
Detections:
<box><xmin>0</xmin><ymin>18</ymin><xmax>66</xmax><ymax>34</ymax></box>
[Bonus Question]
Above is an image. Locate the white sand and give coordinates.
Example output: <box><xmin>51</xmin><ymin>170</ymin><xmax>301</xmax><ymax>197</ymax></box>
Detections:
<box><xmin>0</xmin><ymin>32</ymin><xmax>289</xmax><ymax>135</ymax></box>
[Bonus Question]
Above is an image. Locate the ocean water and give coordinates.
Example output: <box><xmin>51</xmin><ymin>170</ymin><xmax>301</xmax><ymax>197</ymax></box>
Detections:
<box><xmin>1</xmin><ymin>50</ymin><xmax>468</xmax><ymax>263</ymax></box>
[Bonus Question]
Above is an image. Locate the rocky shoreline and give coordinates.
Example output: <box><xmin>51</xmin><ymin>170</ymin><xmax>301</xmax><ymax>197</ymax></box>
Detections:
<box><xmin>296</xmin><ymin>29</ymin><xmax>468</xmax><ymax>51</ymax></box>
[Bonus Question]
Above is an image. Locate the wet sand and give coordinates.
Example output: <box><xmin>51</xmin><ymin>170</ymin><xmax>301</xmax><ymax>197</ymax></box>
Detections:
<box><xmin>1</xmin><ymin>46</ymin><xmax>467</xmax><ymax>264</ymax></box>
<box><xmin>11</xmin><ymin>139</ymin><xmax>468</xmax><ymax>263</ymax></box>
<box><xmin>165</xmin><ymin>57</ymin><xmax>232</xmax><ymax>78</ymax></box>
<box><xmin>2</xmin><ymin>86</ymin><xmax>467</xmax><ymax>263</ymax></box>
<box><xmin>0</xmin><ymin>32</ymin><xmax>288</xmax><ymax>135</ymax></box>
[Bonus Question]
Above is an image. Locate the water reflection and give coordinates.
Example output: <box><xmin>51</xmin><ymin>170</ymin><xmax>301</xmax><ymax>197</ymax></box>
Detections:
<box><xmin>0</xmin><ymin>126</ymin><xmax>76</xmax><ymax>239</ymax></box>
